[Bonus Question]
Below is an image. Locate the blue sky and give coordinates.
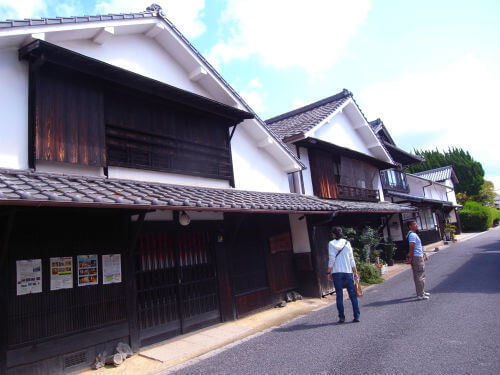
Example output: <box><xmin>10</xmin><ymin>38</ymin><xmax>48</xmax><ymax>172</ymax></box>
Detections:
<box><xmin>1</xmin><ymin>0</ymin><xmax>499</xmax><ymax>190</ymax></box>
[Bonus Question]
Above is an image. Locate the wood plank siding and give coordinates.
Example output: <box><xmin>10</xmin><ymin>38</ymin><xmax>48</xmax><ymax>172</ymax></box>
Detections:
<box><xmin>23</xmin><ymin>41</ymin><xmax>248</xmax><ymax>182</ymax></box>
<box><xmin>308</xmin><ymin>149</ymin><xmax>339</xmax><ymax>199</ymax></box>
<box><xmin>35</xmin><ymin>65</ymin><xmax>105</xmax><ymax>166</ymax></box>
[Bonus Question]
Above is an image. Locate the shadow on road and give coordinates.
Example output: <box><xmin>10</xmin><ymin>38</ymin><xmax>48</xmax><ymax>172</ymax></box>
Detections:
<box><xmin>363</xmin><ymin>296</ymin><xmax>418</xmax><ymax>307</ymax></box>
<box><xmin>274</xmin><ymin>322</ymin><xmax>337</xmax><ymax>332</ymax></box>
<box><xmin>430</xmin><ymin>243</ymin><xmax>500</xmax><ymax>294</ymax></box>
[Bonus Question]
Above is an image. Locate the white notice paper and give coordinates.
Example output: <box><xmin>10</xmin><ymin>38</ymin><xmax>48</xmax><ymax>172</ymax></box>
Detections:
<box><xmin>16</xmin><ymin>259</ymin><xmax>42</xmax><ymax>295</ymax></box>
<box><xmin>102</xmin><ymin>254</ymin><xmax>122</xmax><ymax>284</ymax></box>
<box><xmin>50</xmin><ymin>257</ymin><xmax>73</xmax><ymax>290</ymax></box>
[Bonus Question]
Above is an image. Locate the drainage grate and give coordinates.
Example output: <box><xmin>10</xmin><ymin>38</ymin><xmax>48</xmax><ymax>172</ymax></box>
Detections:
<box><xmin>63</xmin><ymin>351</ymin><xmax>87</xmax><ymax>369</ymax></box>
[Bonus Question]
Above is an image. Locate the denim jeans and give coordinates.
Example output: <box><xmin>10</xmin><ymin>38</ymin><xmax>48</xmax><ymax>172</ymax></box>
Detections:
<box><xmin>332</xmin><ymin>272</ymin><xmax>360</xmax><ymax>320</ymax></box>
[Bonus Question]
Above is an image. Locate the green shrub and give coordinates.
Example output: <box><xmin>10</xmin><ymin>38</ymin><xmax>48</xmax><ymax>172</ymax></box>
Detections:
<box><xmin>357</xmin><ymin>262</ymin><xmax>383</xmax><ymax>285</ymax></box>
<box><xmin>459</xmin><ymin>210</ymin><xmax>489</xmax><ymax>231</ymax></box>
<box><xmin>460</xmin><ymin>201</ymin><xmax>500</xmax><ymax>231</ymax></box>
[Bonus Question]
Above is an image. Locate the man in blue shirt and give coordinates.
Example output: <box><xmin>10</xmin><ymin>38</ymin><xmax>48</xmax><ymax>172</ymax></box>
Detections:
<box><xmin>406</xmin><ymin>220</ymin><xmax>430</xmax><ymax>300</ymax></box>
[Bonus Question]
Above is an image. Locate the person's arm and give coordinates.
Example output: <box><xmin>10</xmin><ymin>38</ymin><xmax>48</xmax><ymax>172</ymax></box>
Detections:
<box><xmin>406</xmin><ymin>233</ymin><xmax>415</xmax><ymax>263</ymax></box>
<box><xmin>327</xmin><ymin>242</ymin><xmax>335</xmax><ymax>274</ymax></box>
<box><xmin>347</xmin><ymin>242</ymin><xmax>358</xmax><ymax>279</ymax></box>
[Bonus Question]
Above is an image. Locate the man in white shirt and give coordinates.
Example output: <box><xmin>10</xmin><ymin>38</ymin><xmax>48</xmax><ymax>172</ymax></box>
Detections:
<box><xmin>327</xmin><ymin>226</ymin><xmax>360</xmax><ymax>323</ymax></box>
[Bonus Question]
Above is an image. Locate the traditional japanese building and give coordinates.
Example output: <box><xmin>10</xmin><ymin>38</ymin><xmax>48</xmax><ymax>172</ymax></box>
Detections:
<box><xmin>0</xmin><ymin>5</ymin><xmax>344</xmax><ymax>374</ymax></box>
<box><xmin>266</xmin><ymin>91</ymin><xmax>415</xmax><ymax>296</ymax></box>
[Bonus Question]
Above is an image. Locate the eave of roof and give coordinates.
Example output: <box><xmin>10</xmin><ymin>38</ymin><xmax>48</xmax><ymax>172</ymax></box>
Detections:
<box><xmin>0</xmin><ymin>169</ymin><xmax>336</xmax><ymax>214</ymax></box>
<box><xmin>319</xmin><ymin>198</ymin><xmax>416</xmax><ymax>213</ymax></box>
<box><xmin>296</xmin><ymin>137</ymin><xmax>395</xmax><ymax>170</ymax></box>
<box><xmin>386</xmin><ymin>190</ymin><xmax>453</xmax><ymax>206</ymax></box>
<box><xmin>383</xmin><ymin>142</ymin><xmax>424</xmax><ymax>166</ymax></box>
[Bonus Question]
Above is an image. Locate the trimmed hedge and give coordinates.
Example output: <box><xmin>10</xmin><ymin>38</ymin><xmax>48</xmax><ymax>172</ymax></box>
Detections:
<box><xmin>459</xmin><ymin>201</ymin><xmax>500</xmax><ymax>231</ymax></box>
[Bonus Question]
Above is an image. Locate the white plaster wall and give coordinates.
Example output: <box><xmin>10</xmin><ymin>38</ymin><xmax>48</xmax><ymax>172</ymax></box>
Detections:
<box><xmin>57</xmin><ymin>35</ymin><xmax>211</xmax><ymax>99</ymax></box>
<box><xmin>0</xmin><ymin>48</ymin><xmax>28</xmax><ymax>170</ymax></box>
<box><xmin>388</xmin><ymin>213</ymin><xmax>403</xmax><ymax>241</ymax></box>
<box><xmin>36</xmin><ymin>161</ymin><xmax>105</xmax><ymax>177</ymax></box>
<box><xmin>108</xmin><ymin>167</ymin><xmax>231</xmax><ymax>188</ymax></box>
<box><xmin>423</xmin><ymin>184</ymin><xmax>448</xmax><ymax>201</ymax></box>
<box><xmin>311</xmin><ymin>112</ymin><xmax>375</xmax><ymax>157</ymax></box>
<box><xmin>231</xmin><ymin>127</ymin><xmax>290</xmax><ymax>193</ymax></box>
<box><xmin>407</xmin><ymin>176</ymin><xmax>426</xmax><ymax>197</ymax></box>
<box><xmin>298</xmin><ymin>147</ymin><xmax>315</xmax><ymax>195</ymax></box>
<box><xmin>444</xmin><ymin>179</ymin><xmax>458</xmax><ymax>205</ymax></box>
<box><xmin>289</xmin><ymin>214</ymin><xmax>311</xmax><ymax>253</ymax></box>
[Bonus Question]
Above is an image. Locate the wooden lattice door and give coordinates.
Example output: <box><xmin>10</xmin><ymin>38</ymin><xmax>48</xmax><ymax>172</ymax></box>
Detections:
<box><xmin>136</xmin><ymin>230</ymin><xmax>220</xmax><ymax>345</ymax></box>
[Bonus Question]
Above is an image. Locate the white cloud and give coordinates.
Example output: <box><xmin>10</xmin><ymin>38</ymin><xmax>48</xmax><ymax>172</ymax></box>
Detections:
<box><xmin>248</xmin><ymin>77</ymin><xmax>263</xmax><ymax>89</ymax></box>
<box><xmin>292</xmin><ymin>98</ymin><xmax>305</xmax><ymax>109</ymax></box>
<box><xmin>359</xmin><ymin>54</ymin><xmax>500</xmax><ymax>183</ymax></box>
<box><xmin>240</xmin><ymin>89</ymin><xmax>265</xmax><ymax>114</ymax></box>
<box><xmin>95</xmin><ymin>0</ymin><xmax>206</xmax><ymax>38</ymax></box>
<box><xmin>0</xmin><ymin>0</ymin><xmax>47</xmax><ymax>19</ymax></box>
<box><xmin>208</xmin><ymin>0</ymin><xmax>371</xmax><ymax>76</ymax></box>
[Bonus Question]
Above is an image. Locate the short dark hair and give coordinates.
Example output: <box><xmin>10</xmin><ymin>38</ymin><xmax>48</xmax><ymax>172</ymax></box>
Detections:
<box><xmin>331</xmin><ymin>226</ymin><xmax>343</xmax><ymax>238</ymax></box>
<box><xmin>407</xmin><ymin>220</ymin><xmax>417</xmax><ymax>229</ymax></box>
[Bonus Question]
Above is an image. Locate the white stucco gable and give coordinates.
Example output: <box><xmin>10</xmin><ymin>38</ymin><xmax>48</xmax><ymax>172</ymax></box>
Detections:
<box><xmin>305</xmin><ymin>98</ymin><xmax>393</xmax><ymax>164</ymax></box>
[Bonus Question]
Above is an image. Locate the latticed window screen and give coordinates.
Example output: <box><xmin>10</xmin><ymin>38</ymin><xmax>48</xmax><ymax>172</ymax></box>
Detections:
<box><xmin>339</xmin><ymin>157</ymin><xmax>378</xmax><ymax>189</ymax></box>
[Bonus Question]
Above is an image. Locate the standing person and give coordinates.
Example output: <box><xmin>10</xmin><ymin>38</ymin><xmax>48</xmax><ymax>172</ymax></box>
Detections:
<box><xmin>406</xmin><ymin>220</ymin><xmax>430</xmax><ymax>300</ymax></box>
<box><xmin>326</xmin><ymin>227</ymin><xmax>360</xmax><ymax>323</ymax></box>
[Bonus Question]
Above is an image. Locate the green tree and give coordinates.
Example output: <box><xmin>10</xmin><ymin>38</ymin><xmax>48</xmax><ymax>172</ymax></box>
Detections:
<box><xmin>470</xmin><ymin>180</ymin><xmax>496</xmax><ymax>207</ymax></box>
<box><xmin>406</xmin><ymin>147</ymin><xmax>484</xmax><ymax>196</ymax></box>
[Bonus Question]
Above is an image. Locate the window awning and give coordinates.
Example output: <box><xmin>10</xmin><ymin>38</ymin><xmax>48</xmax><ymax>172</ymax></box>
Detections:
<box><xmin>19</xmin><ymin>40</ymin><xmax>253</xmax><ymax>123</ymax></box>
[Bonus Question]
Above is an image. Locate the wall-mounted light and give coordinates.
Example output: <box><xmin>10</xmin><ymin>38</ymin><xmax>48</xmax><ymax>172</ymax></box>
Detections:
<box><xmin>179</xmin><ymin>211</ymin><xmax>191</xmax><ymax>226</ymax></box>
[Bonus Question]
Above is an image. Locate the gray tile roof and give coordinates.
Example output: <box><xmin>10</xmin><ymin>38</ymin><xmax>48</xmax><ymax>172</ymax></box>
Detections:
<box><xmin>324</xmin><ymin>198</ymin><xmax>416</xmax><ymax>213</ymax></box>
<box><xmin>0</xmin><ymin>169</ymin><xmax>335</xmax><ymax>213</ymax></box>
<box><xmin>0</xmin><ymin>4</ymin><xmax>304</xmax><ymax>170</ymax></box>
<box><xmin>414</xmin><ymin>166</ymin><xmax>458</xmax><ymax>184</ymax></box>
<box><xmin>0</xmin><ymin>12</ymin><xmax>155</xmax><ymax>29</ymax></box>
<box><xmin>0</xmin><ymin>169</ymin><xmax>413</xmax><ymax>214</ymax></box>
<box><xmin>266</xmin><ymin>90</ymin><xmax>351</xmax><ymax>141</ymax></box>
<box><xmin>387</xmin><ymin>190</ymin><xmax>453</xmax><ymax>206</ymax></box>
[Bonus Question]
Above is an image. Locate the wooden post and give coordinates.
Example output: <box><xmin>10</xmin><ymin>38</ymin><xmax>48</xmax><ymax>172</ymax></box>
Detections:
<box><xmin>0</xmin><ymin>209</ymin><xmax>15</xmax><ymax>375</ymax></box>
<box><xmin>126</xmin><ymin>212</ymin><xmax>145</xmax><ymax>352</ymax></box>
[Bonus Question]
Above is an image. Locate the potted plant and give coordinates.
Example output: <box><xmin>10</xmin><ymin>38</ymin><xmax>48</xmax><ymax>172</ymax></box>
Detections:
<box><xmin>444</xmin><ymin>223</ymin><xmax>456</xmax><ymax>242</ymax></box>
<box><xmin>382</xmin><ymin>239</ymin><xmax>396</xmax><ymax>266</ymax></box>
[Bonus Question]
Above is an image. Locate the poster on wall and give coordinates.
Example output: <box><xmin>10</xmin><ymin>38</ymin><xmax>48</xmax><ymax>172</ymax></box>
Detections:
<box><xmin>102</xmin><ymin>254</ymin><xmax>122</xmax><ymax>284</ymax></box>
<box><xmin>77</xmin><ymin>255</ymin><xmax>98</xmax><ymax>286</ymax></box>
<box><xmin>16</xmin><ymin>259</ymin><xmax>42</xmax><ymax>295</ymax></box>
<box><xmin>50</xmin><ymin>257</ymin><xmax>73</xmax><ymax>290</ymax></box>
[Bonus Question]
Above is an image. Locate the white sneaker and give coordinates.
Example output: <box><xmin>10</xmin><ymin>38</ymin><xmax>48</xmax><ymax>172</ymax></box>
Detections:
<box><xmin>424</xmin><ymin>292</ymin><xmax>431</xmax><ymax>296</ymax></box>
<box><xmin>417</xmin><ymin>295</ymin><xmax>429</xmax><ymax>300</ymax></box>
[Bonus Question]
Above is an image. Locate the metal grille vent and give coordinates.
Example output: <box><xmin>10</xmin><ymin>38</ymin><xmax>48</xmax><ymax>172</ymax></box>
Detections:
<box><xmin>63</xmin><ymin>351</ymin><xmax>87</xmax><ymax>369</ymax></box>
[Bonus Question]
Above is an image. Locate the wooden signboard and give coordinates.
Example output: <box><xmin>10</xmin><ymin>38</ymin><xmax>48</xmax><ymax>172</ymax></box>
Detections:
<box><xmin>268</xmin><ymin>232</ymin><xmax>292</xmax><ymax>254</ymax></box>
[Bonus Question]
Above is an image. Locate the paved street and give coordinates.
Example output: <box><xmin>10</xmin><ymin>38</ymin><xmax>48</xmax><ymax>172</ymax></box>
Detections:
<box><xmin>166</xmin><ymin>229</ymin><xmax>500</xmax><ymax>375</ymax></box>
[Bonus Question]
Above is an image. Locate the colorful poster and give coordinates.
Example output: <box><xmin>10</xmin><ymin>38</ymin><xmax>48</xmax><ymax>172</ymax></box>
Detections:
<box><xmin>102</xmin><ymin>254</ymin><xmax>122</xmax><ymax>284</ymax></box>
<box><xmin>77</xmin><ymin>255</ymin><xmax>98</xmax><ymax>286</ymax></box>
<box><xmin>50</xmin><ymin>257</ymin><xmax>73</xmax><ymax>290</ymax></box>
<box><xmin>16</xmin><ymin>259</ymin><xmax>42</xmax><ymax>295</ymax></box>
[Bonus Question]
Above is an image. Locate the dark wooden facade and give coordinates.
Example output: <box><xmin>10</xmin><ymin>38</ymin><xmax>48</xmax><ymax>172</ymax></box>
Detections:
<box><xmin>20</xmin><ymin>41</ymin><xmax>252</xmax><ymax>185</ymax></box>
<box><xmin>2</xmin><ymin>208</ymin><xmax>131</xmax><ymax>375</ymax></box>
<box><xmin>307</xmin><ymin>147</ymin><xmax>380</xmax><ymax>202</ymax></box>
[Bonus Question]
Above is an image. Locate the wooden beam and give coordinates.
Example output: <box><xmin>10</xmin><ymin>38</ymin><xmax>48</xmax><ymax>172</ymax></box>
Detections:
<box><xmin>0</xmin><ymin>209</ymin><xmax>15</xmax><ymax>375</ymax></box>
<box><xmin>92</xmin><ymin>27</ymin><xmax>114</xmax><ymax>45</ymax></box>
<box><xmin>126</xmin><ymin>212</ymin><xmax>145</xmax><ymax>352</ymax></box>
<box><xmin>189</xmin><ymin>66</ymin><xmax>208</xmax><ymax>82</ymax></box>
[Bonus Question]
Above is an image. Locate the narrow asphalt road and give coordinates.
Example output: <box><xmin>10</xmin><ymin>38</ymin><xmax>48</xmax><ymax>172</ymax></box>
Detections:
<box><xmin>167</xmin><ymin>229</ymin><xmax>500</xmax><ymax>375</ymax></box>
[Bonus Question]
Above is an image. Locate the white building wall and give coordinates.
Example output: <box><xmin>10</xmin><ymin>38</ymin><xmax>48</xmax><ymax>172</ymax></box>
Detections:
<box><xmin>407</xmin><ymin>176</ymin><xmax>426</xmax><ymax>197</ymax></box>
<box><xmin>298</xmin><ymin>147</ymin><xmax>315</xmax><ymax>195</ymax></box>
<box><xmin>311</xmin><ymin>111</ymin><xmax>376</xmax><ymax>157</ymax></box>
<box><xmin>444</xmin><ymin>179</ymin><xmax>458</xmax><ymax>205</ymax></box>
<box><xmin>0</xmin><ymin>48</ymin><xmax>29</xmax><ymax>170</ymax></box>
<box><xmin>388</xmin><ymin>213</ymin><xmax>404</xmax><ymax>241</ymax></box>
<box><xmin>58</xmin><ymin>35</ymin><xmax>211</xmax><ymax>99</ymax></box>
<box><xmin>231</xmin><ymin>127</ymin><xmax>290</xmax><ymax>193</ymax></box>
<box><xmin>289</xmin><ymin>214</ymin><xmax>311</xmax><ymax>253</ymax></box>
